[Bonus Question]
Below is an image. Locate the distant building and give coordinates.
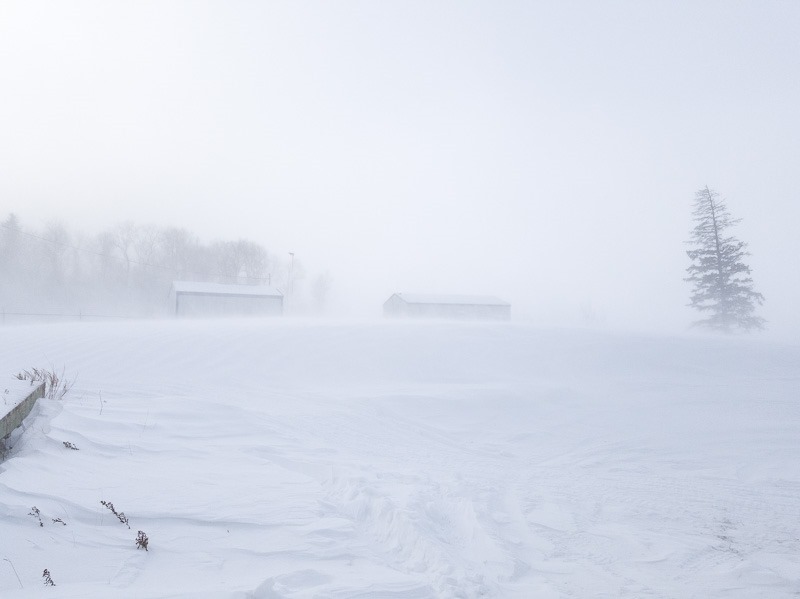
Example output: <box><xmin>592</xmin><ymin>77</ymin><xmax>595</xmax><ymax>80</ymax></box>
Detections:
<box><xmin>383</xmin><ymin>293</ymin><xmax>511</xmax><ymax>321</ymax></box>
<box><xmin>169</xmin><ymin>282</ymin><xmax>283</xmax><ymax>317</ymax></box>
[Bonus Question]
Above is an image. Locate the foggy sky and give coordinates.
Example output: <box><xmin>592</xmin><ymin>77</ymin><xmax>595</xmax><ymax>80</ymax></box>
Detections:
<box><xmin>2</xmin><ymin>1</ymin><xmax>799</xmax><ymax>335</ymax></box>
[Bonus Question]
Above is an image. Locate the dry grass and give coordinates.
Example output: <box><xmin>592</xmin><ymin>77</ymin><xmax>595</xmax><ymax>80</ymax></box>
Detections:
<box><xmin>100</xmin><ymin>500</ymin><xmax>130</xmax><ymax>529</ymax></box>
<box><xmin>42</xmin><ymin>568</ymin><xmax>55</xmax><ymax>586</ymax></box>
<box><xmin>14</xmin><ymin>367</ymin><xmax>75</xmax><ymax>400</ymax></box>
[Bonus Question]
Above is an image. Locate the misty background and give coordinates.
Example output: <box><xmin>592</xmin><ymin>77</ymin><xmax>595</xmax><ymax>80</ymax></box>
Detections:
<box><xmin>1</xmin><ymin>1</ymin><xmax>798</xmax><ymax>335</ymax></box>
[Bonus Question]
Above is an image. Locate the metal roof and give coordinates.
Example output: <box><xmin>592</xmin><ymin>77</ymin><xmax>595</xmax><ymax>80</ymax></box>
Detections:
<box><xmin>390</xmin><ymin>293</ymin><xmax>510</xmax><ymax>306</ymax></box>
<box><xmin>172</xmin><ymin>281</ymin><xmax>283</xmax><ymax>297</ymax></box>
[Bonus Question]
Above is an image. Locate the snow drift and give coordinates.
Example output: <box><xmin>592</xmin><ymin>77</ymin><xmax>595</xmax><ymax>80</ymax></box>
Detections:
<box><xmin>0</xmin><ymin>320</ymin><xmax>798</xmax><ymax>598</ymax></box>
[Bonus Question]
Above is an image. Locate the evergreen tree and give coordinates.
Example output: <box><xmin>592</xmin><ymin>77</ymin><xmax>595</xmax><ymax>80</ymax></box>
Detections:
<box><xmin>685</xmin><ymin>186</ymin><xmax>765</xmax><ymax>332</ymax></box>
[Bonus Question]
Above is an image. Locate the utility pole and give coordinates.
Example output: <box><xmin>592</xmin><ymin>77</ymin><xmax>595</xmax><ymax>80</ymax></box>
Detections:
<box><xmin>288</xmin><ymin>252</ymin><xmax>295</xmax><ymax>305</ymax></box>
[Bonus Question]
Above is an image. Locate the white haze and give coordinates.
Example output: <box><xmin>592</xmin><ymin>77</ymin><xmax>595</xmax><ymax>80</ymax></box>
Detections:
<box><xmin>1</xmin><ymin>1</ymin><xmax>799</xmax><ymax>336</ymax></box>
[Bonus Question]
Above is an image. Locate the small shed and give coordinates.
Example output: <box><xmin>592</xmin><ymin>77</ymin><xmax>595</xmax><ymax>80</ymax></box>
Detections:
<box><xmin>383</xmin><ymin>293</ymin><xmax>511</xmax><ymax>321</ymax></box>
<box><xmin>170</xmin><ymin>282</ymin><xmax>283</xmax><ymax>318</ymax></box>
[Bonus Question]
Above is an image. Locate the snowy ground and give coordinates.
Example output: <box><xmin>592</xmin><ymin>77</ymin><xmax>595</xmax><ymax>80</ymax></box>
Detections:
<box><xmin>2</xmin><ymin>377</ymin><xmax>39</xmax><ymax>421</ymax></box>
<box><xmin>0</xmin><ymin>319</ymin><xmax>799</xmax><ymax>598</ymax></box>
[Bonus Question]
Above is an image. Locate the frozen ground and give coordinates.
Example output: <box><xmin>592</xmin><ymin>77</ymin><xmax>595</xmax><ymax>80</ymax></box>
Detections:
<box><xmin>0</xmin><ymin>319</ymin><xmax>798</xmax><ymax>598</ymax></box>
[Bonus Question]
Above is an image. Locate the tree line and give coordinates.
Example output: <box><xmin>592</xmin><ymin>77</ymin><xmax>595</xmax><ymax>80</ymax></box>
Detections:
<box><xmin>0</xmin><ymin>215</ymin><xmax>321</xmax><ymax>317</ymax></box>
<box><xmin>0</xmin><ymin>192</ymin><xmax>765</xmax><ymax>329</ymax></box>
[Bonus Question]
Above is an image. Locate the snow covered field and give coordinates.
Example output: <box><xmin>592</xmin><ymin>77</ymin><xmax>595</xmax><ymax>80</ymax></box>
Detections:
<box><xmin>1</xmin><ymin>320</ymin><xmax>798</xmax><ymax>598</ymax></box>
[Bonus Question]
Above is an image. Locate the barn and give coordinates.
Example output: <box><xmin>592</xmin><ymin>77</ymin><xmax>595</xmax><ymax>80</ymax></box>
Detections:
<box><xmin>169</xmin><ymin>282</ymin><xmax>283</xmax><ymax>317</ymax></box>
<box><xmin>383</xmin><ymin>293</ymin><xmax>511</xmax><ymax>321</ymax></box>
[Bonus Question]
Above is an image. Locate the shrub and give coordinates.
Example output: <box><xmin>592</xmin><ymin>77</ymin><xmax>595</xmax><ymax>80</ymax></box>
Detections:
<box><xmin>136</xmin><ymin>530</ymin><xmax>149</xmax><ymax>551</ymax></box>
